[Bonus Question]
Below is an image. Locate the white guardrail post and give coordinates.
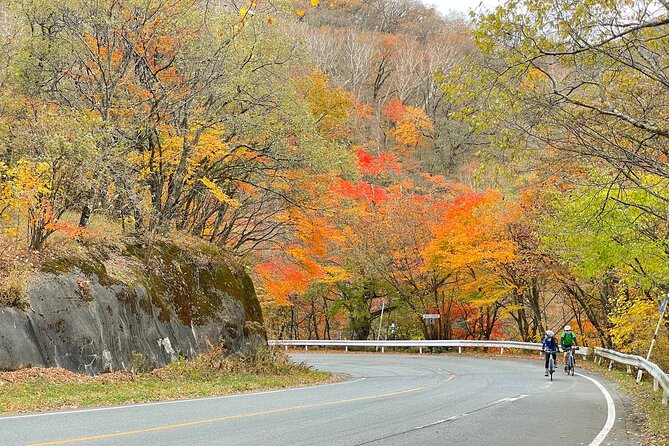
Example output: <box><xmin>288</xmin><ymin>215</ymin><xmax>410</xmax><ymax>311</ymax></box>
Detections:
<box><xmin>268</xmin><ymin>339</ymin><xmax>669</xmax><ymax>405</ymax></box>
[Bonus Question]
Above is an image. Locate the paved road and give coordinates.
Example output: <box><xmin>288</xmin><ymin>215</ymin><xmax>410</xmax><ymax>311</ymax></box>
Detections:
<box><xmin>0</xmin><ymin>354</ymin><xmax>640</xmax><ymax>445</ymax></box>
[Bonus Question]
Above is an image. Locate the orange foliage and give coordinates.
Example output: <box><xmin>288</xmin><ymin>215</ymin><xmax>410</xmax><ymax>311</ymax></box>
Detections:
<box><xmin>382</xmin><ymin>98</ymin><xmax>433</xmax><ymax>153</ymax></box>
<box><xmin>354</xmin><ymin>101</ymin><xmax>374</xmax><ymax>119</ymax></box>
<box><xmin>255</xmin><ymin>205</ymin><xmax>348</xmax><ymax>305</ymax></box>
<box><xmin>256</xmin><ymin>261</ymin><xmax>310</xmax><ymax>306</ymax></box>
<box><xmin>382</xmin><ymin>98</ymin><xmax>406</xmax><ymax>123</ymax></box>
<box><xmin>425</xmin><ymin>189</ymin><xmax>520</xmax><ymax>272</ymax></box>
<box><xmin>379</xmin><ymin>34</ymin><xmax>399</xmax><ymax>58</ymax></box>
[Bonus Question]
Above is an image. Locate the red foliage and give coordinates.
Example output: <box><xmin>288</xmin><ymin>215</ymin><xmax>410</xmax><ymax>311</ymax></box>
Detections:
<box><xmin>382</xmin><ymin>98</ymin><xmax>406</xmax><ymax>123</ymax></box>
<box><xmin>333</xmin><ymin>178</ymin><xmax>388</xmax><ymax>205</ymax></box>
<box><xmin>355</xmin><ymin>147</ymin><xmax>401</xmax><ymax>176</ymax></box>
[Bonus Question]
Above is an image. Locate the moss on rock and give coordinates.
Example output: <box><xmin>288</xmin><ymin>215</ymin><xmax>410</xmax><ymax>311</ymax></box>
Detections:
<box><xmin>36</xmin><ymin>239</ymin><xmax>262</xmax><ymax>327</ymax></box>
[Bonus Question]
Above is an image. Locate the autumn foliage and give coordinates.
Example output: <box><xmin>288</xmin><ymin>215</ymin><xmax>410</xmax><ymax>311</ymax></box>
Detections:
<box><xmin>2</xmin><ymin>0</ymin><xmax>659</xmax><ymax>359</ymax></box>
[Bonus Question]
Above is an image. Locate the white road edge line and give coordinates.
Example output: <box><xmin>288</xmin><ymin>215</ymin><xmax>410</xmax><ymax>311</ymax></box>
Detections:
<box><xmin>415</xmin><ymin>419</ymin><xmax>448</xmax><ymax>429</ymax></box>
<box><xmin>490</xmin><ymin>397</ymin><xmax>510</xmax><ymax>405</ymax></box>
<box><xmin>0</xmin><ymin>376</ymin><xmax>367</xmax><ymax>421</ymax></box>
<box><xmin>414</xmin><ymin>394</ymin><xmax>527</xmax><ymax>431</ymax></box>
<box><xmin>575</xmin><ymin>372</ymin><xmax>615</xmax><ymax>446</ymax></box>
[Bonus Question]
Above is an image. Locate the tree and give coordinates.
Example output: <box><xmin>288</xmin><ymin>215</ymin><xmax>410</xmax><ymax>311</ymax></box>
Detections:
<box><xmin>470</xmin><ymin>0</ymin><xmax>669</xmax><ymax>274</ymax></box>
<box><xmin>424</xmin><ymin>188</ymin><xmax>519</xmax><ymax>339</ymax></box>
<box><xmin>0</xmin><ymin>96</ymin><xmax>103</xmax><ymax>249</ymax></box>
<box><xmin>10</xmin><ymin>0</ymin><xmax>351</xmax><ymax>251</ymax></box>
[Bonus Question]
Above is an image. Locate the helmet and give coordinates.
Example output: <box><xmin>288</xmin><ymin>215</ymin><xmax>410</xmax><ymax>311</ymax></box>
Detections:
<box><xmin>564</xmin><ymin>325</ymin><xmax>572</xmax><ymax>331</ymax></box>
<box><xmin>546</xmin><ymin>330</ymin><xmax>555</xmax><ymax>337</ymax></box>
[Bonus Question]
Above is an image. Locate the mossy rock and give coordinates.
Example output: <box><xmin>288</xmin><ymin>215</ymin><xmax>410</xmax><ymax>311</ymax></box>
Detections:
<box><xmin>0</xmin><ymin>238</ymin><xmax>266</xmax><ymax>374</ymax></box>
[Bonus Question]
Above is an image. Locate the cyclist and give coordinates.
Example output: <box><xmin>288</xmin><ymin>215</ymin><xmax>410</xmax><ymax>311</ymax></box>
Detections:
<box><xmin>561</xmin><ymin>325</ymin><xmax>578</xmax><ymax>373</ymax></box>
<box><xmin>542</xmin><ymin>330</ymin><xmax>559</xmax><ymax>376</ymax></box>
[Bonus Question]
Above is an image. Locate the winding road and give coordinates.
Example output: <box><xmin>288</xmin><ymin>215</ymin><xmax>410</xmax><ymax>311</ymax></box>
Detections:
<box><xmin>0</xmin><ymin>353</ymin><xmax>639</xmax><ymax>445</ymax></box>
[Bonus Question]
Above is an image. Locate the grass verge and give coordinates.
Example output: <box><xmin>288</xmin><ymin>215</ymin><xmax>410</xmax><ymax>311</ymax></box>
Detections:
<box><xmin>0</xmin><ymin>348</ymin><xmax>335</xmax><ymax>415</ymax></box>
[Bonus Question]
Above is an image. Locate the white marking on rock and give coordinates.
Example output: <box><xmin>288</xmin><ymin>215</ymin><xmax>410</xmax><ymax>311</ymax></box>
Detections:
<box><xmin>157</xmin><ymin>337</ymin><xmax>177</xmax><ymax>361</ymax></box>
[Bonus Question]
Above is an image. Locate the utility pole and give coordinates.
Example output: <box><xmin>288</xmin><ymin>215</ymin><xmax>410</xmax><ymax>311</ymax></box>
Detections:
<box><xmin>637</xmin><ymin>295</ymin><xmax>667</xmax><ymax>383</ymax></box>
<box><xmin>375</xmin><ymin>300</ymin><xmax>385</xmax><ymax>351</ymax></box>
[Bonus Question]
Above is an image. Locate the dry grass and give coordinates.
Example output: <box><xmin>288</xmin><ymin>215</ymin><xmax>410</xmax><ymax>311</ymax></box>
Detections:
<box><xmin>0</xmin><ymin>214</ymin><xmax>133</xmax><ymax>308</ymax></box>
<box><xmin>0</xmin><ymin>267</ymin><xmax>30</xmax><ymax>308</ymax></box>
<box><xmin>0</xmin><ymin>348</ymin><xmax>336</xmax><ymax>415</ymax></box>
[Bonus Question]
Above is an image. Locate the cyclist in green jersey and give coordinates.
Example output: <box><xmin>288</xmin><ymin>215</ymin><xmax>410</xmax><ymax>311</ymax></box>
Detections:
<box><xmin>560</xmin><ymin>325</ymin><xmax>577</xmax><ymax>373</ymax></box>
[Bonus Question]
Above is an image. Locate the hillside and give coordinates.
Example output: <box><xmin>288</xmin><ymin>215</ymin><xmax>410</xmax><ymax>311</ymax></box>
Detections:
<box><xmin>0</xmin><ymin>0</ymin><xmax>667</xmax><ymax>372</ymax></box>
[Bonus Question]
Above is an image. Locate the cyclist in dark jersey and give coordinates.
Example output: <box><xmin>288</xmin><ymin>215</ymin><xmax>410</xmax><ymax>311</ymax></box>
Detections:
<box><xmin>561</xmin><ymin>325</ymin><xmax>578</xmax><ymax>373</ymax></box>
<box><xmin>542</xmin><ymin>330</ymin><xmax>559</xmax><ymax>376</ymax></box>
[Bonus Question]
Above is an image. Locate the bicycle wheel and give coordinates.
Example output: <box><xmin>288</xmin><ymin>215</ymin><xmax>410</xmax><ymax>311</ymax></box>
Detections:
<box><xmin>571</xmin><ymin>353</ymin><xmax>576</xmax><ymax>376</ymax></box>
<box><xmin>569</xmin><ymin>354</ymin><xmax>575</xmax><ymax>376</ymax></box>
<box><xmin>548</xmin><ymin>355</ymin><xmax>555</xmax><ymax>381</ymax></box>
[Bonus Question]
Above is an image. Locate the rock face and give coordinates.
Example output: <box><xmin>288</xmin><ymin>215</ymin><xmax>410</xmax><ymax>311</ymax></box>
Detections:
<box><xmin>0</xmin><ymin>242</ymin><xmax>266</xmax><ymax>374</ymax></box>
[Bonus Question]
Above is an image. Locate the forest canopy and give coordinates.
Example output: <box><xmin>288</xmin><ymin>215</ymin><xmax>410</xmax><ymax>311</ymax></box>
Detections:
<box><xmin>0</xmin><ymin>0</ymin><xmax>667</xmax><ymax>368</ymax></box>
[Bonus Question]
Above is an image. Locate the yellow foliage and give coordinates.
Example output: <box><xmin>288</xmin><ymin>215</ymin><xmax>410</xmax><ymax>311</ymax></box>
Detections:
<box><xmin>9</xmin><ymin>160</ymin><xmax>52</xmax><ymax>199</ymax></box>
<box><xmin>200</xmin><ymin>178</ymin><xmax>241</xmax><ymax>208</ymax></box>
<box><xmin>385</xmin><ymin>103</ymin><xmax>433</xmax><ymax>152</ymax></box>
<box><xmin>610</xmin><ymin>294</ymin><xmax>663</xmax><ymax>357</ymax></box>
<box><xmin>295</xmin><ymin>69</ymin><xmax>354</xmax><ymax>138</ymax></box>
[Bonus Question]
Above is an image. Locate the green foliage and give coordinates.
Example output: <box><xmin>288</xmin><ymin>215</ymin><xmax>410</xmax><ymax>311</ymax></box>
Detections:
<box><xmin>541</xmin><ymin>176</ymin><xmax>669</xmax><ymax>288</ymax></box>
<box><xmin>330</xmin><ymin>280</ymin><xmax>376</xmax><ymax>340</ymax></box>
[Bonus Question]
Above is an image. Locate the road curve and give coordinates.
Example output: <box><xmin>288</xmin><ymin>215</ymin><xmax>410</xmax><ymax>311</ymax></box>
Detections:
<box><xmin>0</xmin><ymin>353</ymin><xmax>637</xmax><ymax>446</ymax></box>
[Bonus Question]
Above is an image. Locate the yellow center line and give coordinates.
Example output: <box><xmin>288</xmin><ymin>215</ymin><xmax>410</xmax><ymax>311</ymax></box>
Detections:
<box><xmin>27</xmin><ymin>378</ymin><xmax>454</xmax><ymax>446</ymax></box>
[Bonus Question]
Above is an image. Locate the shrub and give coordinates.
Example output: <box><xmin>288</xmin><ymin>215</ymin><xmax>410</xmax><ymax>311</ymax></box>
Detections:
<box><xmin>0</xmin><ymin>269</ymin><xmax>29</xmax><ymax>309</ymax></box>
<box><xmin>129</xmin><ymin>351</ymin><xmax>157</xmax><ymax>375</ymax></box>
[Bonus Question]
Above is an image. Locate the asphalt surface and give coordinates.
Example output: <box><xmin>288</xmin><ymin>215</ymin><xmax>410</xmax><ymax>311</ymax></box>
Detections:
<box><xmin>0</xmin><ymin>353</ymin><xmax>642</xmax><ymax>446</ymax></box>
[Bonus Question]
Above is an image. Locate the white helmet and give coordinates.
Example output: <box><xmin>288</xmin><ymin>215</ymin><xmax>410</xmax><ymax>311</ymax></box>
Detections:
<box><xmin>546</xmin><ymin>330</ymin><xmax>555</xmax><ymax>337</ymax></box>
<box><xmin>564</xmin><ymin>325</ymin><xmax>572</xmax><ymax>331</ymax></box>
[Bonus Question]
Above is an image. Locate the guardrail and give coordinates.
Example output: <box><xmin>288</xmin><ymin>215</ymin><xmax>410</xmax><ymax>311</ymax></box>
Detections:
<box><xmin>267</xmin><ymin>339</ymin><xmax>591</xmax><ymax>357</ymax></box>
<box><xmin>594</xmin><ymin>347</ymin><xmax>669</xmax><ymax>405</ymax></box>
<box><xmin>268</xmin><ymin>339</ymin><xmax>668</xmax><ymax>405</ymax></box>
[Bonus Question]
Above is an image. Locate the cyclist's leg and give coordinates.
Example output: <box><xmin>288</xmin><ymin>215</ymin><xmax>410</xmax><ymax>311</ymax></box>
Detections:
<box><xmin>544</xmin><ymin>352</ymin><xmax>549</xmax><ymax>376</ymax></box>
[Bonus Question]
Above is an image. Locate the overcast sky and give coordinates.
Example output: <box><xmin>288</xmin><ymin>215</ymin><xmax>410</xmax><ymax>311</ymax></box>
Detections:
<box><xmin>422</xmin><ymin>0</ymin><xmax>502</xmax><ymax>16</ymax></box>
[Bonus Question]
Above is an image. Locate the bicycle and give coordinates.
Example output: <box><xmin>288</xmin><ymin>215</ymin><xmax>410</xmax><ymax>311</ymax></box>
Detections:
<box><xmin>544</xmin><ymin>349</ymin><xmax>557</xmax><ymax>381</ymax></box>
<box><xmin>564</xmin><ymin>346</ymin><xmax>579</xmax><ymax>376</ymax></box>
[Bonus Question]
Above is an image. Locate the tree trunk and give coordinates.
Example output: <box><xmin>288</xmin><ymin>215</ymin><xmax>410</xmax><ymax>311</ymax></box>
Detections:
<box><xmin>79</xmin><ymin>202</ymin><xmax>92</xmax><ymax>228</ymax></box>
